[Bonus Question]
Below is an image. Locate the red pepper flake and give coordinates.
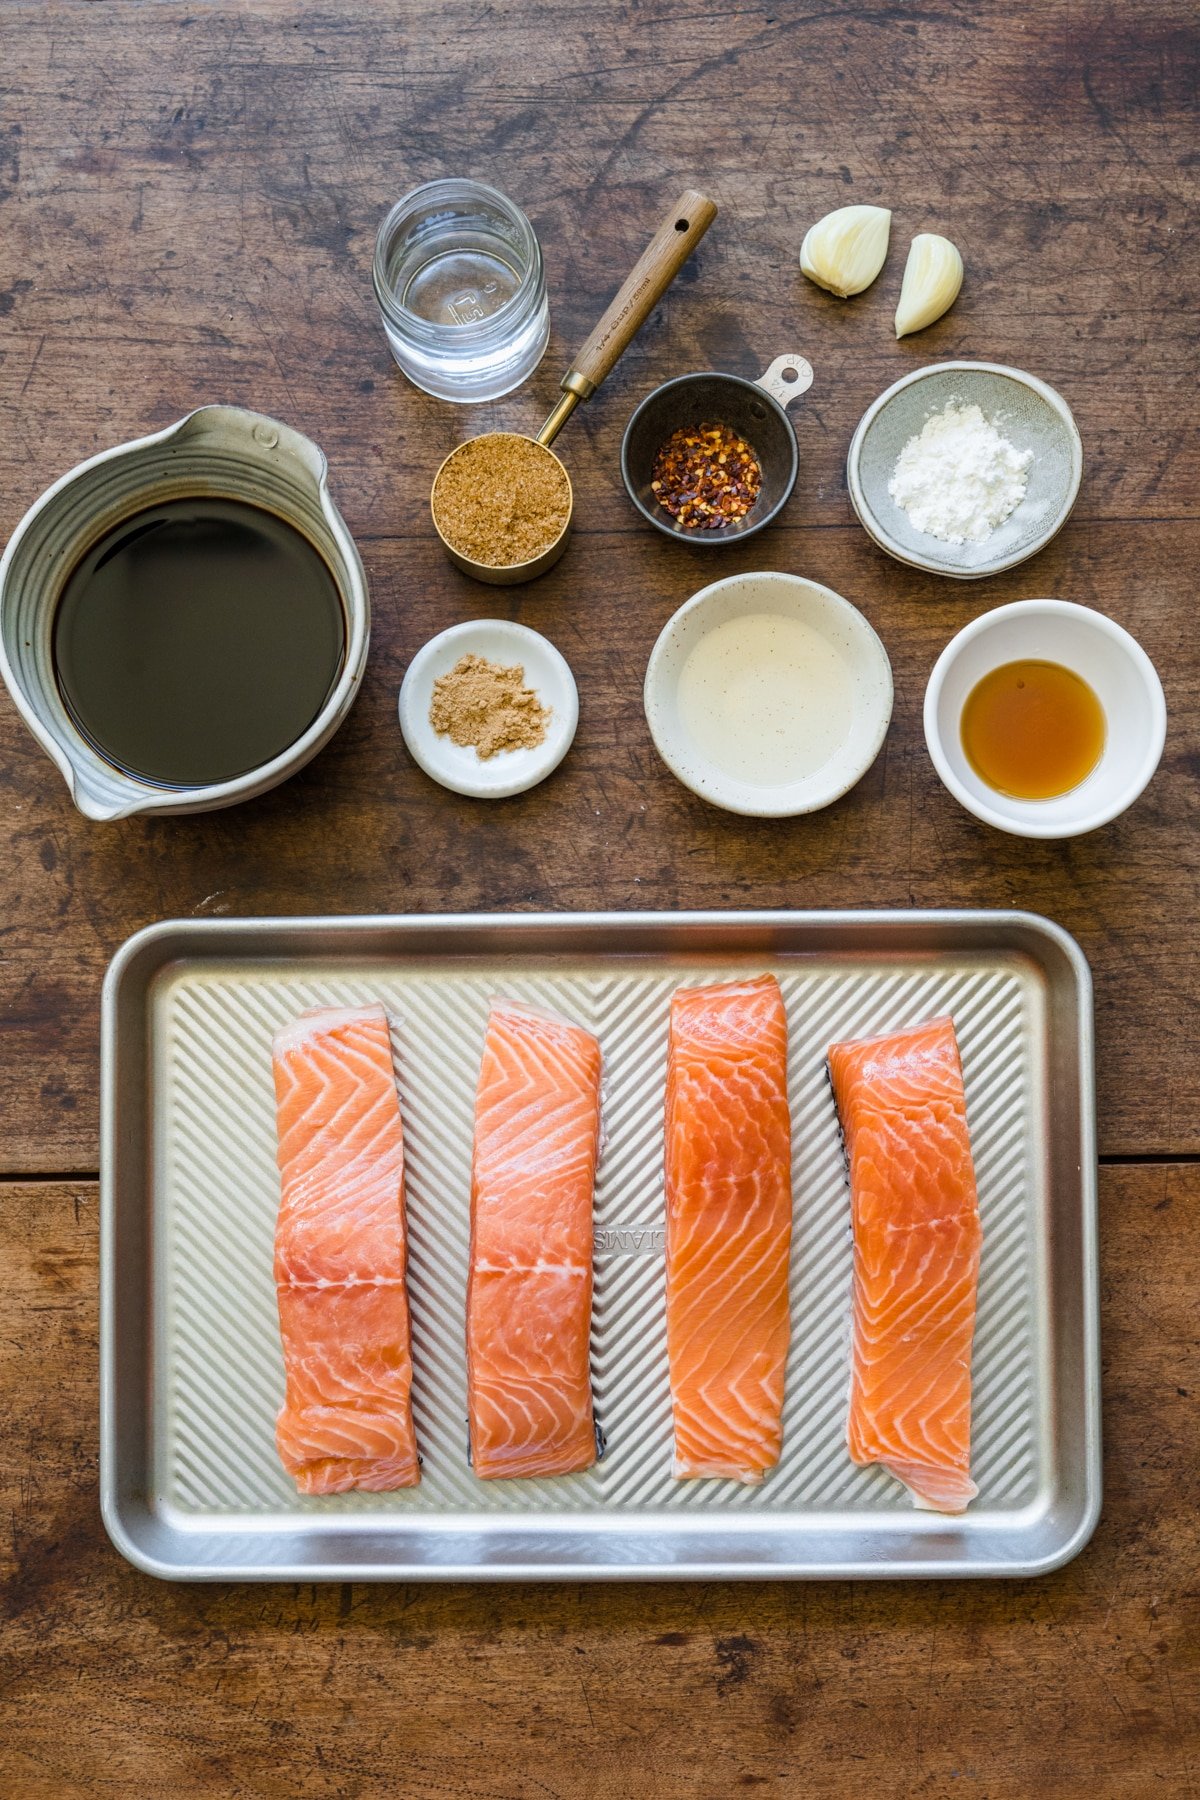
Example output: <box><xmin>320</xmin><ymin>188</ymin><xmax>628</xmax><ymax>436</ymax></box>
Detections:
<box><xmin>650</xmin><ymin>421</ymin><xmax>762</xmax><ymax>529</ymax></box>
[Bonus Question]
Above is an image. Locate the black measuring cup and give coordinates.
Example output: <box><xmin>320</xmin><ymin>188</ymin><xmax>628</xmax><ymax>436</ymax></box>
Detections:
<box><xmin>620</xmin><ymin>353</ymin><xmax>814</xmax><ymax>545</ymax></box>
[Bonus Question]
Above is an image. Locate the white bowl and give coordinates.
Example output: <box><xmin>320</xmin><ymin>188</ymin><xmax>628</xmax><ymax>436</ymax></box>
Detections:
<box><xmin>847</xmin><ymin>361</ymin><xmax>1083</xmax><ymax>579</ymax></box>
<box><xmin>924</xmin><ymin>599</ymin><xmax>1166</xmax><ymax>838</ymax></box>
<box><xmin>643</xmin><ymin>572</ymin><xmax>893</xmax><ymax>817</ymax></box>
<box><xmin>398</xmin><ymin>618</ymin><xmax>578</xmax><ymax>799</ymax></box>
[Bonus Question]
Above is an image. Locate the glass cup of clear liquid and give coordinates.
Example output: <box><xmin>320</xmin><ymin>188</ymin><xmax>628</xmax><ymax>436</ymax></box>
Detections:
<box><xmin>372</xmin><ymin>180</ymin><xmax>551</xmax><ymax>403</ymax></box>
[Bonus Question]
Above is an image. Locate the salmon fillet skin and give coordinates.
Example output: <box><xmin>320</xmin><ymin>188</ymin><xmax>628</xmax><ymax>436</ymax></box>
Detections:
<box><xmin>272</xmin><ymin>1004</ymin><xmax>420</xmax><ymax>1494</ymax></box>
<box><xmin>664</xmin><ymin>976</ymin><xmax>793</xmax><ymax>1483</ymax></box>
<box><xmin>828</xmin><ymin>1016</ymin><xmax>983</xmax><ymax>1514</ymax></box>
<box><xmin>467</xmin><ymin>1000</ymin><xmax>602</xmax><ymax>1480</ymax></box>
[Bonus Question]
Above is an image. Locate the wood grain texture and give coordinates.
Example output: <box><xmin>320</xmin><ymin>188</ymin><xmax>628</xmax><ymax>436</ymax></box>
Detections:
<box><xmin>1</xmin><ymin>519</ymin><xmax>1196</xmax><ymax>1165</ymax></box>
<box><xmin>1</xmin><ymin>1168</ymin><xmax>1196</xmax><ymax>1798</ymax></box>
<box><xmin>567</xmin><ymin>189</ymin><xmax>718</xmax><ymax>391</ymax></box>
<box><xmin>0</xmin><ymin>3</ymin><xmax>1197</xmax><ymax>1169</ymax></box>
<box><xmin>1</xmin><ymin>3</ymin><xmax>1198</xmax><ymax>1790</ymax></box>
<box><xmin>2</xmin><ymin>0</ymin><xmax>1200</xmax><ymax>1166</ymax></box>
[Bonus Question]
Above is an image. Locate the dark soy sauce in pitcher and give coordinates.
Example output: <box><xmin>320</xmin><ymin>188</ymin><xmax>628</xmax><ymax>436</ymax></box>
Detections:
<box><xmin>52</xmin><ymin>496</ymin><xmax>346</xmax><ymax>788</ymax></box>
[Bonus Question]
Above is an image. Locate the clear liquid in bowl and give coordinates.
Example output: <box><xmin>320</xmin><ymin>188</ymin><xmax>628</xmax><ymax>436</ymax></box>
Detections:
<box><xmin>400</xmin><ymin>246</ymin><xmax>522</xmax><ymax>326</ymax></box>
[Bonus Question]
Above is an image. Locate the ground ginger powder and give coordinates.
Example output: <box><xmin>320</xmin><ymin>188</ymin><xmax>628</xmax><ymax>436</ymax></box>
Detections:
<box><xmin>432</xmin><ymin>433</ymin><xmax>571</xmax><ymax>567</ymax></box>
<box><xmin>428</xmin><ymin>653</ymin><xmax>551</xmax><ymax>759</ymax></box>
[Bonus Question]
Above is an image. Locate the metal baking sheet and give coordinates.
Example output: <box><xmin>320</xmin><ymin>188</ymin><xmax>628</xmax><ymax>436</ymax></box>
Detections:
<box><xmin>100</xmin><ymin>910</ymin><xmax>1099</xmax><ymax>1580</ymax></box>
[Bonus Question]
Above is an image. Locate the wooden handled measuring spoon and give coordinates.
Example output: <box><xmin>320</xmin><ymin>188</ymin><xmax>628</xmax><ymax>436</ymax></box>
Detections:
<box><xmin>431</xmin><ymin>189</ymin><xmax>718</xmax><ymax>585</ymax></box>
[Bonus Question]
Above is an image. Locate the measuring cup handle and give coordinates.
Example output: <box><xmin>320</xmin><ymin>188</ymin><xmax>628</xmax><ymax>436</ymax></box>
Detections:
<box><xmin>563</xmin><ymin>190</ymin><xmax>718</xmax><ymax>398</ymax></box>
<box><xmin>755</xmin><ymin>355</ymin><xmax>815</xmax><ymax>408</ymax></box>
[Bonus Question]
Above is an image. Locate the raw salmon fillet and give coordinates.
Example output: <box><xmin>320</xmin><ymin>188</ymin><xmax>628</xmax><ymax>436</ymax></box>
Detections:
<box><xmin>665</xmin><ymin>976</ymin><xmax>793</xmax><ymax>1483</ymax></box>
<box><xmin>467</xmin><ymin>1000</ymin><xmax>602</xmax><ymax>1480</ymax></box>
<box><xmin>272</xmin><ymin>1003</ymin><xmax>419</xmax><ymax>1494</ymax></box>
<box><xmin>828</xmin><ymin>1016</ymin><xmax>982</xmax><ymax>1514</ymax></box>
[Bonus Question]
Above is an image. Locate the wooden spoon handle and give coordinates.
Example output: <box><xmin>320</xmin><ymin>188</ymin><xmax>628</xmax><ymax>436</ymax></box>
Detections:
<box><xmin>564</xmin><ymin>190</ymin><xmax>717</xmax><ymax>397</ymax></box>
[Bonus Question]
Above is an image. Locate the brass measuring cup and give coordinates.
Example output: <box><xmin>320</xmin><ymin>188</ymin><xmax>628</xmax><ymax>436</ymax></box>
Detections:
<box><xmin>430</xmin><ymin>189</ymin><xmax>718</xmax><ymax>585</ymax></box>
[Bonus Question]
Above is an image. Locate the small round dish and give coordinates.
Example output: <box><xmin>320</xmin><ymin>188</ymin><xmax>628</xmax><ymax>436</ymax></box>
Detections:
<box><xmin>847</xmin><ymin>361</ymin><xmax>1083</xmax><ymax>579</ymax></box>
<box><xmin>644</xmin><ymin>571</ymin><xmax>892</xmax><ymax>817</ymax></box>
<box><xmin>924</xmin><ymin>598</ymin><xmax>1166</xmax><ymax>838</ymax></box>
<box><xmin>398</xmin><ymin>619</ymin><xmax>578</xmax><ymax>799</ymax></box>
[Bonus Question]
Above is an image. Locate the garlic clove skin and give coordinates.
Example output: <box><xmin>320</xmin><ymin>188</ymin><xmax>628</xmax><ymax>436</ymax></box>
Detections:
<box><xmin>800</xmin><ymin>205</ymin><xmax>892</xmax><ymax>299</ymax></box>
<box><xmin>895</xmin><ymin>232</ymin><xmax>964</xmax><ymax>337</ymax></box>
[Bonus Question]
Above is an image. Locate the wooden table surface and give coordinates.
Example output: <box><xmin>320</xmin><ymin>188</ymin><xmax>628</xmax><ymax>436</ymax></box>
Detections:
<box><xmin>1</xmin><ymin>4</ymin><xmax>1196</xmax><ymax>1794</ymax></box>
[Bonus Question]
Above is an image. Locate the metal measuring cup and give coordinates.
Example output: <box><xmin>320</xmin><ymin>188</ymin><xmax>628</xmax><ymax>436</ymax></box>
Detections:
<box><xmin>619</xmin><ymin>354</ymin><xmax>815</xmax><ymax>545</ymax></box>
<box><xmin>430</xmin><ymin>190</ymin><xmax>718</xmax><ymax>585</ymax></box>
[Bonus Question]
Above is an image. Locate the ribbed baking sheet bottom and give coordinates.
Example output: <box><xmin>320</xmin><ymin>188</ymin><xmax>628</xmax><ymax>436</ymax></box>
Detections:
<box><xmin>151</xmin><ymin>947</ymin><xmax>1047</xmax><ymax>1525</ymax></box>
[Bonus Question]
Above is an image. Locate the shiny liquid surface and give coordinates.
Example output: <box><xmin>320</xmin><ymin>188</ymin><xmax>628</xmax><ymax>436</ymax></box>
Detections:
<box><xmin>961</xmin><ymin>659</ymin><xmax>1106</xmax><ymax>799</ymax></box>
<box><xmin>677</xmin><ymin>612</ymin><xmax>853</xmax><ymax>786</ymax></box>
<box><xmin>53</xmin><ymin>497</ymin><xmax>345</xmax><ymax>788</ymax></box>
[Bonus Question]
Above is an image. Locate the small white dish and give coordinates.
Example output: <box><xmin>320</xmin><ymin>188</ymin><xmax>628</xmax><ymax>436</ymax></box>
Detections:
<box><xmin>924</xmin><ymin>598</ymin><xmax>1166</xmax><ymax>838</ymax></box>
<box><xmin>644</xmin><ymin>571</ymin><xmax>893</xmax><ymax>817</ymax></box>
<box><xmin>398</xmin><ymin>619</ymin><xmax>578</xmax><ymax>798</ymax></box>
<box><xmin>847</xmin><ymin>361</ymin><xmax>1083</xmax><ymax>580</ymax></box>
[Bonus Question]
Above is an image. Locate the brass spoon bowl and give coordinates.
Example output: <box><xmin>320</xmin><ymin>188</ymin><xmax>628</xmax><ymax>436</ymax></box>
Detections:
<box><xmin>429</xmin><ymin>189</ymin><xmax>717</xmax><ymax>586</ymax></box>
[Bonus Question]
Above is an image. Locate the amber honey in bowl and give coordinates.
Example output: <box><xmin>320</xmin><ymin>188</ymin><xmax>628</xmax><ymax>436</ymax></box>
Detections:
<box><xmin>960</xmin><ymin>659</ymin><xmax>1106</xmax><ymax>800</ymax></box>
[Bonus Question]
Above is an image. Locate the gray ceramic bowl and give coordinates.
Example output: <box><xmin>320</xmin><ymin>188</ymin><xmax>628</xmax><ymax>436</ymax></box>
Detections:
<box><xmin>846</xmin><ymin>361</ymin><xmax>1082</xmax><ymax>579</ymax></box>
<box><xmin>0</xmin><ymin>406</ymin><xmax>369</xmax><ymax>819</ymax></box>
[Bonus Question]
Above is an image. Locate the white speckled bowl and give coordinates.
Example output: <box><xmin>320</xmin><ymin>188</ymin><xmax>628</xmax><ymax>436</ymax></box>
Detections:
<box><xmin>643</xmin><ymin>571</ymin><xmax>893</xmax><ymax>817</ymax></box>
<box><xmin>847</xmin><ymin>361</ymin><xmax>1083</xmax><ymax>579</ymax></box>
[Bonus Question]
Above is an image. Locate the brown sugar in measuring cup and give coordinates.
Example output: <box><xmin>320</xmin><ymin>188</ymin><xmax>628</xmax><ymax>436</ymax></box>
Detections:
<box><xmin>432</xmin><ymin>433</ymin><xmax>572</xmax><ymax>579</ymax></box>
<box><xmin>430</xmin><ymin>190</ymin><xmax>717</xmax><ymax>585</ymax></box>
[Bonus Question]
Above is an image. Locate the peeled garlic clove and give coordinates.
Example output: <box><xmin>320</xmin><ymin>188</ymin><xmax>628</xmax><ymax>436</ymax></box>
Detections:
<box><xmin>800</xmin><ymin>205</ymin><xmax>891</xmax><ymax>299</ymax></box>
<box><xmin>895</xmin><ymin>232</ymin><xmax>963</xmax><ymax>337</ymax></box>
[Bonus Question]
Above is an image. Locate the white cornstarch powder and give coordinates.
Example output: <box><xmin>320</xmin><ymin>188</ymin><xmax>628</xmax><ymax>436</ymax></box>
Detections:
<box><xmin>888</xmin><ymin>400</ymin><xmax>1034</xmax><ymax>545</ymax></box>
